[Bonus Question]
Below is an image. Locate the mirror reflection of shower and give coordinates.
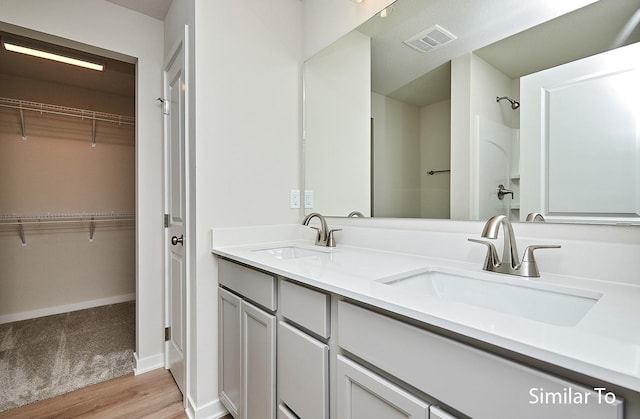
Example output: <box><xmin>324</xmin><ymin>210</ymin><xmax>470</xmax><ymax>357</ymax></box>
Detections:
<box><xmin>496</xmin><ymin>96</ymin><xmax>520</xmax><ymax>110</ymax></box>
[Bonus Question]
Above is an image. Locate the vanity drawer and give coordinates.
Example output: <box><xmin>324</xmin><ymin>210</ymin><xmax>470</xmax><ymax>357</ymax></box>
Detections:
<box><xmin>218</xmin><ymin>258</ymin><xmax>277</xmax><ymax>311</ymax></box>
<box><xmin>280</xmin><ymin>279</ymin><xmax>330</xmax><ymax>338</ymax></box>
<box><xmin>338</xmin><ymin>301</ymin><xmax>623</xmax><ymax>419</ymax></box>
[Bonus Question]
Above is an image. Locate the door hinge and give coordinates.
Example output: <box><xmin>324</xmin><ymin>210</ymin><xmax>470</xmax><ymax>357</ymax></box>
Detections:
<box><xmin>164</xmin><ymin>213</ymin><xmax>170</xmax><ymax>228</ymax></box>
<box><xmin>165</xmin><ymin>327</ymin><xmax>171</xmax><ymax>342</ymax></box>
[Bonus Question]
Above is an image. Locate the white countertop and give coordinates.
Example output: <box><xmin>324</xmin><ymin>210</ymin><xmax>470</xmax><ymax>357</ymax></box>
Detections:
<box><xmin>212</xmin><ymin>237</ymin><xmax>640</xmax><ymax>393</ymax></box>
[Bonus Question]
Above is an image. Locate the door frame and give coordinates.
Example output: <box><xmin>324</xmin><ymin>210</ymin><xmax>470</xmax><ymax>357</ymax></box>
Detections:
<box><xmin>162</xmin><ymin>24</ymin><xmax>190</xmax><ymax>401</ymax></box>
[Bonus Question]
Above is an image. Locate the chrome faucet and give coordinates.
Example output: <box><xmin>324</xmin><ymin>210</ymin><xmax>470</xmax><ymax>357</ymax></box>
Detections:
<box><xmin>525</xmin><ymin>212</ymin><xmax>545</xmax><ymax>222</ymax></box>
<box><xmin>468</xmin><ymin>215</ymin><xmax>560</xmax><ymax>278</ymax></box>
<box><xmin>302</xmin><ymin>213</ymin><xmax>341</xmax><ymax>247</ymax></box>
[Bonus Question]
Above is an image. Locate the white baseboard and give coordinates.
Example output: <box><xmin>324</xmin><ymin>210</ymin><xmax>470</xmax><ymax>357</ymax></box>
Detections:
<box><xmin>186</xmin><ymin>396</ymin><xmax>228</xmax><ymax>419</ymax></box>
<box><xmin>133</xmin><ymin>352</ymin><xmax>165</xmax><ymax>375</ymax></box>
<box><xmin>0</xmin><ymin>293</ymin><xmax>136</xmax><ymax>324</ymax></box>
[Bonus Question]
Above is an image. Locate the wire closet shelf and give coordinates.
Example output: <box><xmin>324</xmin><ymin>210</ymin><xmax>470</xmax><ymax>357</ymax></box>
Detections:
<box><xmin>0</xmin><ymin>97</ymin><xmax>135</xmax><ymax>146</ymax></box>
<box><xmin>0</xmin><ymin>97</ymin><xmax>135</xmax><ymax>126</ymax></box>
<box><xmin>0</xmin><ymin>212</ymin><xmax>136</xmax><ymax>246</ymax></box>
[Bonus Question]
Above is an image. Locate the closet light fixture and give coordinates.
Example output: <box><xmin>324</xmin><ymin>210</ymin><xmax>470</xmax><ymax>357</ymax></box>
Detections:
<box><xmin>2</xmin><ymin>38</ymin><xmax>104</xmax><ymax>71</ymax></box>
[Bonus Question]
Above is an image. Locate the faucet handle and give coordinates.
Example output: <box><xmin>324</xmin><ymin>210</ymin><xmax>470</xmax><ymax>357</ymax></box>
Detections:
<box><xmin>522</xmin><ymin>244</ymin><xmax>561</xmax><ymax>262</ymax></box>
<box><xmin>327</xmin><ymin>228</ymin><xmax>342</xmax><ymax>247</ymax></box>
<box><xmin>468</xmin><ymin>238</ymin><xmax>499</xmax><ymax>270</ymax></box>
<box><xmin>519</xmin><ymin>244</ymin><xmax>561</xmax><ymax>277</ymax></box>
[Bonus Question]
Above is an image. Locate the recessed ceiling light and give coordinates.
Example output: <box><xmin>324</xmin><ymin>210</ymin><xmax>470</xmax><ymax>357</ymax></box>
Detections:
<box><xmin>380</xmin><ymin>6</ymin><xmax>394</xmax><ymax>17</ymax></box>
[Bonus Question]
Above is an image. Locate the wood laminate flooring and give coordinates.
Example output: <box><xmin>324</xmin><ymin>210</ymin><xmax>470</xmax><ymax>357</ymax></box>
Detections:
<box><xmin>0</xmin><ymin>368</ymin><xmax>186</xmax><ymax>418</ymax></box>
<box><xmin>0</xmin><ymin>368</ymin><xmax>235</xmax><ymax>418</ymax></box>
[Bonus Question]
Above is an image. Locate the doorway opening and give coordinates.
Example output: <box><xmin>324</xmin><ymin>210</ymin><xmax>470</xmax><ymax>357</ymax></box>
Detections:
<box><xmin>0</xmin><ymin>29</ymin><xmax>137</xmax><ymax>412</ymax></box>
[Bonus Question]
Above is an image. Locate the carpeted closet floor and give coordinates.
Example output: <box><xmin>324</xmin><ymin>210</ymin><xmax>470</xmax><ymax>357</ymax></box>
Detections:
<box><xmin>0</xmin><ymin>301</ymin><xmax>135</xmax><ymax>413</ymax></box>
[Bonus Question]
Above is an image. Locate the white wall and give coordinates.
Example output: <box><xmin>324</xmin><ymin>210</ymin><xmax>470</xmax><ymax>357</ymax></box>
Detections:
<box><xmin>420</xmin><ymin>100</ymin><xmax>451</xmax><ymax>219</ymax></box>
<box><xmin>371</xmin><ymin>93</ymin><xmax>420</xmax><ymax>217</ymax></box>
<box><xmin>306</xmin><ymin>31</ymin><xmax>371</xmax><ymax>217</ymax></box>
<box><xmin>302</xmin><ymin>0</ymin><xmax>394</xmax><ymax>60</ymax></box>
<box><xmin>450</xmin><ymin>54</ymin><xmax>472</xmax><ymax>220</ymax></box>
<box><xmin>0</xmin><ymin>0</ymin><xmax>165</xmax><ymax>374</ymax></box>
<box><xmin>370</xmin><ymin>96</ymin><xmax>451</xmax><ymax>219</ymax></box>
<box><xmin>165</xmin><ymin>0</ymin><xmax>304</xmax><ymax>416</ymax></box>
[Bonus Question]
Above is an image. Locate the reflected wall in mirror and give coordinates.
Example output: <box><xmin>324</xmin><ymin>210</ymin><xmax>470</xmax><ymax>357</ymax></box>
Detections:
<box><xmin>303</xmin><ymin>0</ymin><xmax>640</xmax><ymax>224</ymax></box>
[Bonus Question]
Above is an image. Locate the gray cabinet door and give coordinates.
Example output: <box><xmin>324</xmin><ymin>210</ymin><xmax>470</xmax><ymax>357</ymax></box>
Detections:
<box><xmin>430</xmin><ymin>406</ymin><xmax>459</xmax><ymax>419</ymax></box>
<box><xmin>242</xmin><ymin>300</ymin><xmax>276</xmax><ymax>419</ymax></box>
<box><xmin>219</xmin><ymin>287</ymin><xmax>242</xmax><ymax>418</ymax></box>
<box><xmin>278</xmin><ymin>321</ymin><xmax>329</xmax><ymax>419</ymax></box>
<box><xmin>278</xmin><ymin>404</ymin><xmax>299</xmax><ymax>419</ymax></box>
<box><xmin>336</xmin><ymin>355</ymin><xmax>429</xmax><ymax>419</ymax></box>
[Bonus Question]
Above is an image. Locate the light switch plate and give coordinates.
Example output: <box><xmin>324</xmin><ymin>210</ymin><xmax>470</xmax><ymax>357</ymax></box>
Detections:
<box><xmin>304</xmin><ymin>190</ymin><xmax>314</xmax><ymax>209</ymax></box>
<box><xmin>290</xmin><ymin>189</ymin><xmax>300</xmax><ymax>209</ymax></box>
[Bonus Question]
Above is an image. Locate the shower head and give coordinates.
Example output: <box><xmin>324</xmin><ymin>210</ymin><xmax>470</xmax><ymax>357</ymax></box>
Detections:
<box><xmin>496</xmin><ymin>96</ymin><xmax>520</xmax><ymax>110</ymax></box>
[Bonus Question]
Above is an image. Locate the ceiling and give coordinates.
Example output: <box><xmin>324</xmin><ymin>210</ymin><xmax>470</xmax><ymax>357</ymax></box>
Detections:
<box><xmin>106</xmin><ymin>0</ymin><xmax>172</xmax><ymax>20</ymax></box>
<box><xmin>3</xmin><ymin>0</ymin><xmax>638</xmax><ymax>108</ymax></box>
<box><xmin>358</xmin><ymin>0</ymin><xmax>640</xmax><ymax>107</ymax></box>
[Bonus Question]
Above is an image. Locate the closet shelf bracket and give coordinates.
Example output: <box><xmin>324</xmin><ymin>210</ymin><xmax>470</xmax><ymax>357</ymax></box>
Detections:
<box><xmin>89</xmin><ymin>216</ymin><xmax>96</xmax><ymax>241</ymax></box>
<box><xmin>18</xmin><ymin>218</ymin><xmax>26</xmax><ymax>246</ymax></box>
<box><xmin>19</xmin><ymin>102</ymin><xmax>27</xmax><ymax>140</ymax></box>
<box><xmin>92</xmin><ymin>117</ymin><xmax>97</xmax><ymax>148</ymax></box>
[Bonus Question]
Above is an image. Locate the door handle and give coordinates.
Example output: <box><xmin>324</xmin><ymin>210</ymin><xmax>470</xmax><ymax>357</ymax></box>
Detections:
<box><xmin>171</xmin><ymin>235</ymin><xmax>184</xmax><ymax>246</ymax></box>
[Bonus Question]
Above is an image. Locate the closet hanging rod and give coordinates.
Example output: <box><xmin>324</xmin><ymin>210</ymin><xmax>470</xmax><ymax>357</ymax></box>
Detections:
<box><xmin>0</xmin><ymin>217</ymin><xmax>136</xmax><ymax>226</ymax></box>
<box><xmin>0</xmin><ymin>97</ymin><xmax>135</xmax><ymax>126</ymax></box>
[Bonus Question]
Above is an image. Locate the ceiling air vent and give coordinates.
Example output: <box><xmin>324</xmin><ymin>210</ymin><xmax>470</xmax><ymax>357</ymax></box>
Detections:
<box><xmin>403</xmin><ymin>25</ymin><xmax>457</xmax><ymax>53</ymax></box>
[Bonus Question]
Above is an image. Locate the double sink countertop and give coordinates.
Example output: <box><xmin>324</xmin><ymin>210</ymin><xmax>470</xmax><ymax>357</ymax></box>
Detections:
<box><xmin>212</xmin><ymin>234</ymin><xmax>640</xmax><ymax>393</ymax></box>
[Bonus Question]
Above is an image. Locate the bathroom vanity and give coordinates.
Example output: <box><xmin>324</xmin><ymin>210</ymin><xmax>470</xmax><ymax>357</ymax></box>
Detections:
<box><xmin>212</xmin><ymin>223</ymin><xmax>640</xmax><ymax>419</ymax></box>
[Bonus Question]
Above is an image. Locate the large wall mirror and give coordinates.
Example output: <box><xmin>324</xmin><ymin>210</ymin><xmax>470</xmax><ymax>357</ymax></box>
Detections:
<box><xmin>304</xmin><ymin>0</ymin><xmax>640</xmax><ymax>225</ymax></box>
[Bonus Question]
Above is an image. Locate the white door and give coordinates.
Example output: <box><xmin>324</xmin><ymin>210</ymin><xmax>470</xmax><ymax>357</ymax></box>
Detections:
<box><xmin>520</xmin><ymin>41</ymin><xmax>640</xmax><ymax>223</ymax></box>
<box><xmin>163</xmin><ymin>38</ymin><xmax>187</xmax><ymax>394</ymax></box>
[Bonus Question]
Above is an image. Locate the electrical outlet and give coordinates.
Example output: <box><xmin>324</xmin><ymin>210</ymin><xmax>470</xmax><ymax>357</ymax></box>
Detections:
<box><xmin>290</xmin><ymin>189</ymin><xmax>300</xmax><ymax>209</ymax></box>
<box><xmin>304</xmin><ymin>190</ymin><xmax>314</xmax><ymax>209</ymax></box>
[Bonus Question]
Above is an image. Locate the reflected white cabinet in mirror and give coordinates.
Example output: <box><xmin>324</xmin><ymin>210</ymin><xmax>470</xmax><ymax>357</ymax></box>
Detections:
<box><xmin>303</xmin><ymin>0</ymin><xmax>640</xmax><ymax>225</ymax></box>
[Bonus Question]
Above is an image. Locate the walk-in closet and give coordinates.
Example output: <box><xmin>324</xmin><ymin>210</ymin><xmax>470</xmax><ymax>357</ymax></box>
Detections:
<box><xmin>0</xmin><ymin>30</ymin><xmax>136</xmax><ymax>412</ymax></box>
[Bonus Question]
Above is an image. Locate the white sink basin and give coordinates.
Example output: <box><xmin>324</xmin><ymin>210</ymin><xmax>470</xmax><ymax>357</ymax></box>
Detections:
<box><xmin>252</xmin><ymin>246</ymin><xmax>329</xmax><ymax>260</ymax></box>
<box><xmin>379</xmin><ymin>268</ymin><xmax>601</xmax><ymax>326</ymax></box>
